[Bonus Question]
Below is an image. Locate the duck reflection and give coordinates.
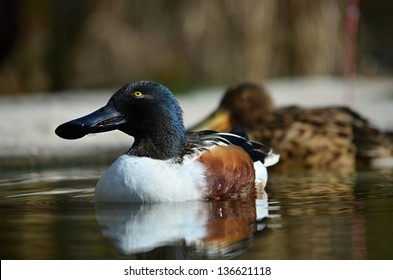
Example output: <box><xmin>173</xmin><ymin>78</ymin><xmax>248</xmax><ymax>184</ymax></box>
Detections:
<box><xmin>267</xmin><ymin>168</ymin><xmax>356</xmax><ymax>216</ymax></box>
<box><xmin>256</xmin><ymin>169</ymin><xmax>371</xmax><ymax>259</ymax></box>
<box><xmin>95</xmin><ymin>192</ymin><xmax>268</xmax><ymax>259</ymax></box>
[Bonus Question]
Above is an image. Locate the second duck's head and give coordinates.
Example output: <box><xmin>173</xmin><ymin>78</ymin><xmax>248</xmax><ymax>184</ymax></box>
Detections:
<box><xmin>55</xmin><ymin>81</ymin><xmax>186</xmax><ymax>159</ymax></box>
<box><xmin>190</xmin><ymin>82</ymin><xmax>274</xmax><ymax>132</ymax></box>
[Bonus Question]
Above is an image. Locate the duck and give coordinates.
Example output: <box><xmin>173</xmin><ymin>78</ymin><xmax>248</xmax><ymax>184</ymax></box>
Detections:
<box><xmin>55</xmin><ymin>81</ymin><xmax>279</xmax><ymax>203</ymax></box>
<box><xmin>190</xmin><ymin>82</ymin><xmax>393</xmax><ymax>169</ymax></box>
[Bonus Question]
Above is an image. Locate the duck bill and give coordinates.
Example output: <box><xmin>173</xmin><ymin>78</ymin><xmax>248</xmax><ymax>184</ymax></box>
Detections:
<box><xmin>188</xmin><ymin>109</ymin><xmax>232</xmax><ymax>132</ymax></box>
<box><xmin>55</xmin><ymin>102</ymin><xmax>126</xmax><ymax>140</ymax></box>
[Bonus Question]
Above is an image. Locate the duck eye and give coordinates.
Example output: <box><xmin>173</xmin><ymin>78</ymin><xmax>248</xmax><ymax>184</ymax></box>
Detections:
<box><xmin>133</xmin><ymin>91</ymin><xmax>143</xmax><ymax>98</ymax></box>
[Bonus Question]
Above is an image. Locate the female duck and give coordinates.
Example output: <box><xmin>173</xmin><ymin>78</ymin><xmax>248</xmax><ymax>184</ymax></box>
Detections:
<box><xmin>190</xmin><ymin>82</ymin><xmax>393</xmax><ymax>169</ymax></box>
<box><xmin>55</xmin><ymin>81</ymin><xmax>279</xmax><ymax>203</ymax></box>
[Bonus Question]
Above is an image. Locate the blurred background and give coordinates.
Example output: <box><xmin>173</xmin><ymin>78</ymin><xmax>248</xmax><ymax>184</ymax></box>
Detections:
<box><xmin>1</xmin><ymin>1</ymin><xmax>393</xmax><ymax>261</ymax></box>
<box><xmin>0</xmin><ymin>0</ymin><xmax>392</xmax><ymax>94</ymax></box>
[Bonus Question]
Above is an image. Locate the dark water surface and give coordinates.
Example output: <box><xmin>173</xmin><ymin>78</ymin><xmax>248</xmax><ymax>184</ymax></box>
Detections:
<box><xmin>1</xmin><ymin>166</ymin><xmax>392</xmax><ymax>260</ymax></box>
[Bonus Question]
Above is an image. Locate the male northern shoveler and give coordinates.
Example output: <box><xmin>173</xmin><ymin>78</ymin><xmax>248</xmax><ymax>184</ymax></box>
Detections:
<box><xmin>55</xmin><ymin>81</ymin><xmax>279</xmax><ymax>203</ymax></box>
<box><xmin>190</xmin><ymin>82</ymin><xmax>393</xmax><ymax>169</ymax></box>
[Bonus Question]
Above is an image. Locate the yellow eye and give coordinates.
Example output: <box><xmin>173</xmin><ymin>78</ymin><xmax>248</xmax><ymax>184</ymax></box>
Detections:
<box><xmin>133</xmin><ymin>91</ymin><xmax>143</xmax><ymax>98</ymax></box>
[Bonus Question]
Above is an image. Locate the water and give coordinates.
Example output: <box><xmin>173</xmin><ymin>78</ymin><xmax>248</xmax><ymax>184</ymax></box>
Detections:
<box><xmin>0</xmin><ymin>166</ymin><xmax>392</xmax><ymax>260</ymax></box>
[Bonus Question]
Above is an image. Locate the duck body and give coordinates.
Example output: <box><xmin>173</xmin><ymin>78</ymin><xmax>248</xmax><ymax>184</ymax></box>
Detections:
<box><xmin>247</xmin><ymin>106</ymin><xmax>359</xmax><ymax>169</ymax></box>
<box><xmin>95</xmin><ymin>143</ymin><xmax>268</xmax><ymax>203</ymax></box>
<box><xmin>55</xmin><ymin>81</ymin><xmax>278</xmax><ymax>202</ymax></box>
<box><xmin>190</xmin><ymin>82</ymin><xmax>393</xmax><ymax>169</ymax></box>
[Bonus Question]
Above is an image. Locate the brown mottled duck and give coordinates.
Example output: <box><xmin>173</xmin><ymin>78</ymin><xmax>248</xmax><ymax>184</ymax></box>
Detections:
<box><xmin>190</xmin><ymin>82</ymin><xmax>393</xmax><ymax>169</ymax></box>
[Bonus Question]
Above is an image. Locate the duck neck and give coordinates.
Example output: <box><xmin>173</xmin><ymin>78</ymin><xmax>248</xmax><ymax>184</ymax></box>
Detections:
<box><xmin>125</xmin><ymin>118</ymin><xmax>186</xmax><ymax>160</ymax></box>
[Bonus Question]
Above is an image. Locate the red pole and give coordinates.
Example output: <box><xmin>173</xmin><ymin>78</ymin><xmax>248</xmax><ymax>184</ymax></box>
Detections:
<box><xmin>344</xmin><ymin>0</ymin><xmax>360</xmax><ymax>107</ymax></box>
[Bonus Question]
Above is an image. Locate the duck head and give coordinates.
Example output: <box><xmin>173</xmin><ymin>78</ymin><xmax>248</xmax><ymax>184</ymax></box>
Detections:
<box><xmin>190</xmin><ymin>82</ymin><xmax>274</xmax><ymax>131</ymax></box>
<box><xmin>55</xmin><ymin>81</ymin><xmax>186</xmax><ymax>159</ymax></box>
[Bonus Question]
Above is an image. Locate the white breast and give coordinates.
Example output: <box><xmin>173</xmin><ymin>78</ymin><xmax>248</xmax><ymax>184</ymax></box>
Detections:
<box><xmin>95</xmin><ymin>155</ymin><xmax>207</xmax><ymax>203</ymax></box>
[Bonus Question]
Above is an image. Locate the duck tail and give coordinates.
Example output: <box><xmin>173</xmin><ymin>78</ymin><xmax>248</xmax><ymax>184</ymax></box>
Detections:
<box><xmin>263</xmin><ymin>150</ymin><xmax>280</xmax><ymax>167</ymax></box>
